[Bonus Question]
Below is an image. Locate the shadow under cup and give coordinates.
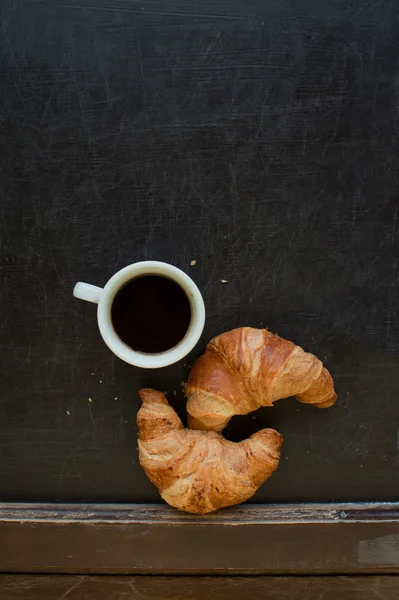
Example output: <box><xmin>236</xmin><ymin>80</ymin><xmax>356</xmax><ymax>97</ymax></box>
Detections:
<box><xmin>110</xmin><ymin>275</ymin><xmax>193</xmax><ymax>354</ymax></box>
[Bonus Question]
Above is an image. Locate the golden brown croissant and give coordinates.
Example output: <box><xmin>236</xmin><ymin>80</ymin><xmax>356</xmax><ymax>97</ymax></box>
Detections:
<box><xmin>187</xmin><ymin>327</ymin><xmax>337</xmax><ymax>432</ymax></box>
<box><xmin>137</xmin><ymin>388</ymin><xmax>283</xmax><ymax>514</ymax></box>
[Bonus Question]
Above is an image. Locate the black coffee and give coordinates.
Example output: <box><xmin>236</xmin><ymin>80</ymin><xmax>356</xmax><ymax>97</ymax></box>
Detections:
<box><xmin>111</xmin><ymin>276</ymin><xmax>192</xmax><ymax>353</ymax></box>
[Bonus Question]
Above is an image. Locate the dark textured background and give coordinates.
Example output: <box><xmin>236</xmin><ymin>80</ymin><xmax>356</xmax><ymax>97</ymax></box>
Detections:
<box><xmin>0</xmin><ymin>0</ymin><xmax>398</xmax><ymax>503</ymax></box>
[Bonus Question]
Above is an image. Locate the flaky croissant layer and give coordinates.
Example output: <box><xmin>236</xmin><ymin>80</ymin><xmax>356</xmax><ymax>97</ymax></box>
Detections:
<box><xmin>187</xmin><ymin>327</ymin><xmax>337</xmax><ymax>431</ymax></box>
<box><xmin>137</xmin><ymin>389</ymin><xmax>283</xmax><ymax>514</ymax></box>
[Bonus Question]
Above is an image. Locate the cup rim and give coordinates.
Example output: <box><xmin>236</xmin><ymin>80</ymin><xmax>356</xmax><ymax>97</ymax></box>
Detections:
<box><xmin>96</xmin><ymin>261</ymin><xmax>205</xmax><ymax>368</ymax></box>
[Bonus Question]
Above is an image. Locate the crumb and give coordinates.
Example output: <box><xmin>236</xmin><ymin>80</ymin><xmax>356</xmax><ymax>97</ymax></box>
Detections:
<box><xmin>66</xmin><ymin>410</ymin><xmax>70</xmax><ymax>415</ymax></box>
<box><xmin>190</xmin><ymin>260</ymin><xmax>197</xmax><ymax>266</ymax></box>
<box><xmin>88</xmin><ymin>398</ymin><xmax>92</xmax><ymax>403</ymax></box>
<box><xmin>356</xmin><ymin>448</ymin><xmax>358</xmax><ymax>452</ymax></box>
<box><xmin>221</xmin><ymin>279</ymin><xmax>228</xmax><ymax>283</ymax></box>
<box><xmin>252</xmin><ymin>416</ymin><xmax>257</xmax><ymax>420</ymax></box>
<box><xmin>173</xmin><ymin>390</ymin><xmax>177</xmax><ymax>396</ymax></box>
<box><xmin>114</xmin><ymin>397</ymin><xmax>118</xmax><ymax>401</ymax></box>
<box><xmin>180</xmin><ymin>381</ymin><xmax>187</xmax><ymax>396</ymax></box>
<box><xmin>125</xmin><ymin>421</ymin><xmax>128</xmax><ymax>424</ymax></box>
<box><xmin>163</xmin><ymin>391</ymin><xmax>169</xmax><ymax>396</ymax></box>
<box><xmin>91</xmin><ymin>373</ymin><xmax>94</xmax><ymax>375</ymax></box>
<box><xmin>99</xmin><ymin>380</ymin><xmax>102</xmax><ymax>383</ymax></box>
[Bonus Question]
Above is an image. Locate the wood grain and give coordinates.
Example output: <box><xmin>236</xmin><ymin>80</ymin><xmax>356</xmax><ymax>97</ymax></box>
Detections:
<box><xmin>1</xmin><ymin>502</ymin><xmax>399</xmax><ymax>574</ymax></box>
<box><xmin>2</xmin><ymin>575</ymin><xmax>399</xmax><ymax>600</ymax></box>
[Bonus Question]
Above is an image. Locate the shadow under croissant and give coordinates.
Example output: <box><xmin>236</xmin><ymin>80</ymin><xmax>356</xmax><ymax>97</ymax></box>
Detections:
<box><xmin>137</xmin><ymin>389</ymin><xmax>283</xmax><ymax>515</ymax></box>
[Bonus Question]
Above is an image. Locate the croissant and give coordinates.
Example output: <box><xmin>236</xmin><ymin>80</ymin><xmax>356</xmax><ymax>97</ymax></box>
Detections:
<box><xmin>187</xmin><ymin>327</ymin><xmax>337</xmax><ymax>432</ymax></box>
<box><xmin>137</xmin><ymin>388</ymin><xmax>283</xmax><ymax>514</ymax></box>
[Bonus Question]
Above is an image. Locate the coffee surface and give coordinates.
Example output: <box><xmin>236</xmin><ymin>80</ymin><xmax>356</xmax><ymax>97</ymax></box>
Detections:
<box><xmin>111</xmin><ymin>276</ymin><xmax>191</xmax><ymax>353</ymax></box>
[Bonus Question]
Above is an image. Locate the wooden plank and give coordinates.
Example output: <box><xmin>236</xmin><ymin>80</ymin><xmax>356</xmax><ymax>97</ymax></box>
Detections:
<box><xmin>1</xmin><ymin>502</ymin><xmax>399</xmax><ymax>574</ymax></box>
<box><xmin>2</xmin><ymin>575</ymin><xmax>399</xmax><ymax>599</ymax></box>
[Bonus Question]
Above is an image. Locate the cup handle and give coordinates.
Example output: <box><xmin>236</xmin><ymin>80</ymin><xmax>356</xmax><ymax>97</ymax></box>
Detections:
<box><xmin>73</xmin><ymin>282</ymin><xmax>103</xmax><ymax>304</ymax></box>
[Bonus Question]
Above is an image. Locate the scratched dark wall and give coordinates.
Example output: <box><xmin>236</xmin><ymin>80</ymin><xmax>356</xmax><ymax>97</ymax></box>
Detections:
<box><xmin>0</xmin><ymin>0</ymin><xmax>398</xmax><ymax>502</ymax></box>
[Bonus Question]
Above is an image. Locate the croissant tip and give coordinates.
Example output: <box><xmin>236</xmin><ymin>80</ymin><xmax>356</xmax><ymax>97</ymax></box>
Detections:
<box><xmin>316</xmin><ymin>392</ymin><xmax>337</xmax><ymax>409</ymax></box>
<box><xmin>138</xmin><ymin>388</ymin><xmax>168</xmax><ymax>405</ymax></box>
<box><xmin>270</xmin><ymin>429</ymin><xmax>284</xmax><ymax>449</ymax></box>
<box><xmin>254</xmin><ymin>428</ymin><xmax>283</xmax><ymax>450</ymax></box>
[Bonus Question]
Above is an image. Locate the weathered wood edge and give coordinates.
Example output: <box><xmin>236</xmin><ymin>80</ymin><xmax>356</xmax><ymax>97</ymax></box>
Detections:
<box><xmin>0</xmin><ymin>501</ymin><xmax>398</xmax><ymax>523</ymax></box>
<box><xmin>1</xmin><ymin>502</ymin><xmax>399</xmax><ymax>574</ymax></box>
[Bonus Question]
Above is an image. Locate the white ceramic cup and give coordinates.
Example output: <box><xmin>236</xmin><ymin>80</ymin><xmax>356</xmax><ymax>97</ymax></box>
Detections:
<box><xmin>73</xmin><ymin>261</ymin><xmax>205</xmax><ymax>368</ymax></box>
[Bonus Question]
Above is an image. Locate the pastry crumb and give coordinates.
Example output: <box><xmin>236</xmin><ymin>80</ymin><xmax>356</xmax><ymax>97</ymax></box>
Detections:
<box><xmin>114</xmin><ymin>397</ymin><xmax>118</xmax><ymax>401</ymax></box>
<box><xmin>221</xmin><ymin>279</ymin><xmax>228</xmax><ymax>283</ymax></box>
<box><xmin>88</xmin><ymin>398</ymin><xmax>92</xmax><ymax>403</ymax></box>
<box><xmin>173</xmin><ymin>390</ymin><xmax>177</xmax><ymax>396</ymax></box>
<box><xmin>66</xmin><ymin>410</ymin><xmax>70</xmax><ymax>415</ymax></box>
<box><xmin>190</xmin><ymin>260</ymin><xmax>197</xmax><ymax>266</ymax></box>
